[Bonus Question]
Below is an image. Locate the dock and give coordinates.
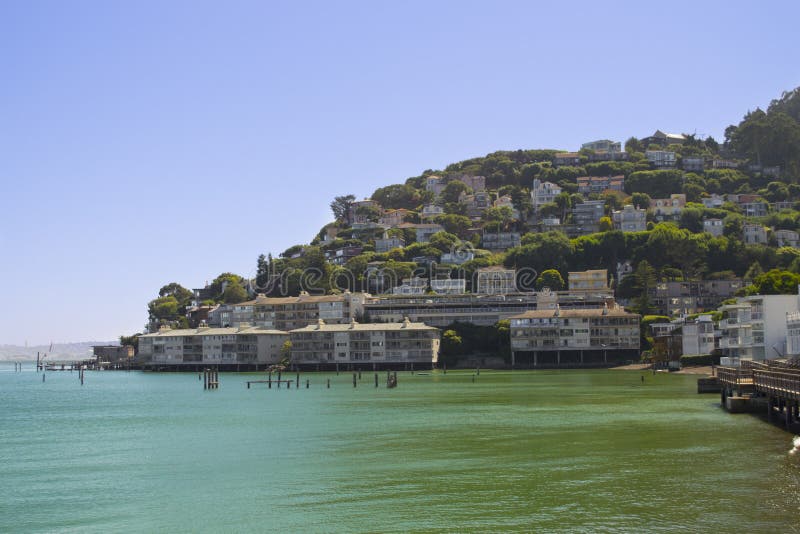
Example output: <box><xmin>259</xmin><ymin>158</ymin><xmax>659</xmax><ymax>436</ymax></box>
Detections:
<box><xmin>716</xmin><ymin>359</ymin><xmax>800</xmax><ymax>429</ymax></box>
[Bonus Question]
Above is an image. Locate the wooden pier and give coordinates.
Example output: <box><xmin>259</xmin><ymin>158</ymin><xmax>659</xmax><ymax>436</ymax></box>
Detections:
<box><xmin>716</xmin><ymin>359</ymin><xmax>800</xmax><ymax>429</ymax></box>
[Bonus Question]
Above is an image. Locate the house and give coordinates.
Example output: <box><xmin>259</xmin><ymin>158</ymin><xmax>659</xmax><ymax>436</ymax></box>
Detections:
<box><xmin>93</xmin><ymin>345</ymin><xmax>134</xmax><ymax>363</ymax></box>
<box><xmin>650</xmin><ymin>194</ymin><xmax>686</xmax><ymax>221</ymax></box>
<box><xmin>553</xmin><ymin>152</ymin><xmax>582</xmax><ymax>167</ymax></box>
<box><xmin>771</xmin><ymin>201</ymin><xmax>794</xmax><ymax>212</ymax></box>
<box><xmin>458</xmin><ymin>190</ymin><xmax>492</xmax><ymax>219</ymax></box>
<box><xmin>288</xmin><ymin>317</ymin><xmax>440</xmax><ymax>368</ymax></box>
<box><xmin>349</xmin><ymin>199</ymin><xmax>382</xmax><ymax>225</ymax></box>
<box><xmin>392</xmin><ymin>277</ymin><xmax>428</xmax><ymax>295</ymax></box>
<box><xmin>712</xmin><ymin>159</ymin><xmax>739</xmax><ymax>169</ymax></box>
<box><xmin>440</xmin><ymin>250</ymin><xmax>475</xmax><ymax>265</ymax></box>
<box><xmin>326</xmin><ymin>246</ymin><xmax>363</xmax><ymax>266</ymax></box>
<box><xmin>421</xmin><ymin>204</ymin><xmax>444</xmax><ymax>219</ymax></box>
<box><xmin>741</xmin><ymin>201</ymin><xmax>768</xmax><ymax>218</ymax></box>
<box><xmin>646</xmin><ymin>279</ymin><xmax>743</xmax><ymax>317</ymax></box>
<box><xmin>494</xmin><ymin>195</ymin><xmax>520</xmax><ymax>219</ymax></box>
<box><xmin>509</xmin><ymin>304</ymin><xmax>640</xmax><ymax>367</ymax></box>
<box><xmin>476</xmin><ymin>267</ymin><xmax>517</xmax><ymax>295</ymax></box>
<box><xmin>703</xmin><ymin>218</ymin><xmax>724</xmax><ymax>237</ymax></box>
<box><xmin>425</xmin><ymin>175</ymin><xmax>446</xmax><ymax>196</ymax></box>
<box><xmin>481</xmin><ymin>232</ymin><xmax>521</xmax><ymax>251</ymax></box>
<box><xmin>682</xmin><ymin>156</ymin><xmax>705</xmax><ymax>172</ymax></box>
<box><xmin>430</xmin><ymin>278</ymin><xmax>467</xmax><ymax>294</ymax></box>
<box><xmin>682</xmin><ymin>315</ymin><xmax>716</xmax><ymax>356</ymax></box>
<box><xmin>531</xmin><ymin>179</ymin><xmax>562</xmax><ymax>210</ymax></box>
<box><xmin>375</xmin><ymin>233</ymin><xmax>405</xmax><ymax>253</ymax></box>
<box><xmin>612</xmin><ymin>205</ymin><xmax>647</xmax><ymax>232</ymax></box>
<box><xmin>645</xmin><ymin>150</ymin><xmax>677</xmax><ymax>168</ymax></box>
<box><xmin>616</xmin><ymin>260</ymin><xmax>634</xmax><ymax>284</ymax></box>
<box><xmin>586</xmin><ymin>150</ymin><xmax>629</xmax><ymax>162</ymax></box>
<box><xmin>454</xmin><ymin>175</ymin><xmax>486</xmax><ymax>192</ymax></box>
<box><xmin>581</xmin><ymin>139</ymin><xmax>621</xmax><ymax>153</ymax></box>
<box><xmin>774</xmin><ymin>229</ymin><xmax>800</xmax><ymax>248</ymax></box>
<box><xmin>403</xmin><ymin>223</ymin><xmax>444</xmax><ymax>243</ymax></box>
<box><xmin>572</xmin><ymin>200</ymin><xmax>605</xmax><ymax>232</ymax></box>
<box><xmin>568</xmin><ymin>269</ymin><xmax>609</xmax><ymax>294</ymax></box>
<box><xmin>701</xmin><ymin>194</ymin><xmax>725</xmax><ymax>209</ymax></box>
<box><xmin>743</xmin><ymin>223</ymin><xmax>768</xmax><ymax>245</ymax></box>
<box><xmin>641</xmin><ymin>130</ymin><xmax>686</xmax><ymax>146</ymax></box>
<box><xmin>378</xmin><ymin>209</ymin><xmax>411</xmax><ymax>227</ymax></box>
<box><xmin>577</xmin><ymin>175</ymin><xmax>624</xmax><ymax>196</ymax></box>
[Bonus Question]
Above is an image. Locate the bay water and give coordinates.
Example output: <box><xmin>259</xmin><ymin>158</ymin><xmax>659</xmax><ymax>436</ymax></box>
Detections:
<box><xmin>1</xmin><ymin>363</ymin><xmax>798</xmax><ymax>532</ymax></box>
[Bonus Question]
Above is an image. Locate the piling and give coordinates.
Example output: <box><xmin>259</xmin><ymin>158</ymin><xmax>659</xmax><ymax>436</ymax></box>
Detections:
<box><xmin>42</xmin><ymin>373</ymin><xmax>46</xmax><ymax>382</ymax></box>
<box><xmin>306</xmin><ymin>379</ymin><xmax>309</xmax><ymax>389</ymax></box>
<box><xmin>327</xmin><ymin>378</ymin><xmax>330</xmax><ymax>389</ymax></box>
<box><xmin>375</xmin><ymin>373</ymin><xmax>378</xmax><ymax>387</ymax></box>
<box><xmin>353</xmin><ymin>372</ymin><xmax>357</xmax><ymax>388</ymax></box>
<box><xmin>287</xmin><ymin>380</ymin><xmax>291</xmax><ymax>389</ymax></box>
<box><xmin>296</xmin><ymin>372</ymin><xmax>300</xmax><ymax>388</ymax></box>
<box><xmin>358</xmin><ymin>370</ymin><xmax>361</xmax><ymax>380</ymax></box>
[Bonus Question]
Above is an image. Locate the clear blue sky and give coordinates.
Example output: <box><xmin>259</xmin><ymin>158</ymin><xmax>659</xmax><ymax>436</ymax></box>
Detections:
<box><xmin>1</xmin><ymin>0</ymin><xmax>798</xmax><ymax>345</ymax></box>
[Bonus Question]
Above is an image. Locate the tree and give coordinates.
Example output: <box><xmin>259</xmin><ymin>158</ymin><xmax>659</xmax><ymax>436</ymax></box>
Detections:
<box><xmin>280</xmin><ymin>340</ymin><xmax>293</xmax><ymax>365</ymax></box>
<box><xmin>429</xmin><ymin>231</ymin><xmax>460</xmax><ymax>253</ymax></box>
<box><xmin>440</xmin><ymin>330</ymin><xmax>463</xmax><ymax>366</ymax></box>
<box><xmin>536</xmin><ymin>269</ymin><xmax>564</xmax><ymax>290</ymax></box>
<box><xmin>221</xmin><ymin>283</ymin><xmax>248</xmax><ymax>304</ymax></box>
<box><xmin>355</xmin><ymin>203</ymin><xmax>382</xmax><ymax>222</ymax></box>
<box><xmin>631</xmin><ymin>192</ymin><xmax>651</xmax><ymax>209</ymax></box>
<box><xmin>330</xmin><ymin>194</ymin><xmax>355</xmax><ymax>224</ymax></box>
<box><xmin>158</xmin><ymin>282</ymin><xmax>193</xmax><ymax>306</ymax></box>
<box><xmin>441</xmin><ymin>180</ymin><xmax>472</xmax><ymax>204</ymax></box>
<box><xmin>119</xmin><ymin>334</ymin><xmax>140</xmax><ymax>352</ymax></box>
<box><xmin>625</xmin><ymin>137</ymin><xmax>643</xmax><ymax>153</ymax></box>
<box><xmin>633</xmin><ymin>260</ymin><xmax>657</xmax><ymax>315</ymax></box>
<box><xmin>598</xmin><ymin>216</ymin><xmax>613</xmax><ymax>232</ymax></box>
<box><xmin>256</xmin><ymin>254</ymin><xmax>270</xmax><ymax>289</ymax></box>
<box><xmin>433</xmin><ymin>213</ymin><xmax>473</xmax><ymax>239</ymax></box>
<box><xmin>371</xmin><ymin>184</ymin><xmax>423</xmax><ymax>210</ymax></box>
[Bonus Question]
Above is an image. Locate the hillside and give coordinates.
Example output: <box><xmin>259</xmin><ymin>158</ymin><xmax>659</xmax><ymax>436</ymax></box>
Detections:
<box><xmin>141</xmin><ymin>87</ymin><xmax>800</xmax><ymax>331</ymax></box>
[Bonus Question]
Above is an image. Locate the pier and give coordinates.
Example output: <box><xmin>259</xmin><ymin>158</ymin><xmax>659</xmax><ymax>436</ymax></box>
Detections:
<box><xmin>716</xmin><ymin>359</ymin><xmax>800</xmax><ymax>430</ymax></box>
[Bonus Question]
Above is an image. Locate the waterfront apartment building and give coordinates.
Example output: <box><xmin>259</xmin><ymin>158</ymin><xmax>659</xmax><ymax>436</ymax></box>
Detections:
<box><xmin>363</xmin><ymin>291</ymin><xmax>614</xmax><ymax>328</ymax></box>
<box><xmin>718</xmin><ymin>294</ymin><xmax>798</xmax><ymax>361</ymax></box>
<box><xmin>138</xmin><ymin>325</ymin><xmax>289</xmax><ymax>368</ymax></box>
<box><xmin>244</xmin><ymin>292</ymin><xmax>368</xmax><ymax>331</ymax></box>
<box><xmin>289</xmin><ymin>318</ymin><xmax>440</xmax><ymax>368</ymax></box>
<box><xmin>509</xmin><ymin>304</ymin><xmax>640</xmax><ymax>367</ymax></box>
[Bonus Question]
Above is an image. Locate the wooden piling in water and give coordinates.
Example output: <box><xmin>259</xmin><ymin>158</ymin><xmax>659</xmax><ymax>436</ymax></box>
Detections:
<box><xmin>375</xmin><ymin>373</ymin><xmax>378</xmax><ymax>387</ymax></box>
<box><xmin>306</xmin><ymin>379</ymin><xmax>309</xmax><ymax>389</ymax></box>
<box><xmin>353</xmin><ymin>372</ymin><xmax>357</xmax><ymax>388</ymax></box>
<box><xmin>327</xmin><ymin>378</ymin><xmax>330</xmax><ymax>388</ymax></box>
<box><xmin>296</xmin><ymin>372</ymin><xmax>300</xmax><ymax>388</ymax></box>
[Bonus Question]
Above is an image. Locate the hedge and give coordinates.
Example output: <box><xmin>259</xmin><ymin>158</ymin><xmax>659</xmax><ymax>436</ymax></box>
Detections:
<box><xmin>680</xmin><ymin>354</ymin><xmax>720</xmax><ymax>367</ymax></box>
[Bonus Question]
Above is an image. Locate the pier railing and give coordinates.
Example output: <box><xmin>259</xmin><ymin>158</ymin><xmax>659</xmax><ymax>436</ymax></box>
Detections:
<box><xmin>752</xmin><ymin>369</ymin><xmax>800</xmax><ymax>401</ymax></box>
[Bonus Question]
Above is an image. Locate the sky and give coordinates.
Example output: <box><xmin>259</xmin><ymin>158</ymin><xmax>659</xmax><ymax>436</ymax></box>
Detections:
<box><xmin>1</xmin><ymin>0</ymin><xmax>798</xmax><ymax>345</ymax></box>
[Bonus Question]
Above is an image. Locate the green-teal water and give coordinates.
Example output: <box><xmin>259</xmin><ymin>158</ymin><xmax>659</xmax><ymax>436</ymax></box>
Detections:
<box><xmin>1</xmin><ymin>363</ymin><xmax>798</xmax><ymax>533</ymax></box>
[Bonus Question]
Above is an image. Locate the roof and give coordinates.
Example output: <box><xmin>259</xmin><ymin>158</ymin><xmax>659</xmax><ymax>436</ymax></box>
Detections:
<box><xmin>140</xmin><ymin>326</ymin><xmax>290</xmax><ymax>339</ymax></box>
<box><xmin>509</xmin><ymin>307</ymin><xmax>638</xmax><ymax>320</ymax></box>
<box><xmin>289</xmin><ymin>319</ymin><xmax>438</xmax><ymax>333</ymax></box>
<box><xmin>240</xmin><ymin>293</ymin><xmax>357</xmax><ymax>306</ymax></box>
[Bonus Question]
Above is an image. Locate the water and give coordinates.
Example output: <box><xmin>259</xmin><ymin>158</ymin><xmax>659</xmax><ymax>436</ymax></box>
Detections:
<box><xmin>1</xmin><ymin>363</ymin><xmax>798</xmax><ymax>532</ymax></box>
